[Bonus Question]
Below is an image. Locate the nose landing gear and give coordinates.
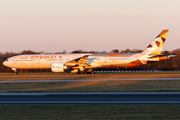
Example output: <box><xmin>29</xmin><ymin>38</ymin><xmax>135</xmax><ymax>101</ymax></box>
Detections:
<box><xmin>12</xmin><ymin>68</ymin><xmax>18</xmax><ymax>75</ymax></box>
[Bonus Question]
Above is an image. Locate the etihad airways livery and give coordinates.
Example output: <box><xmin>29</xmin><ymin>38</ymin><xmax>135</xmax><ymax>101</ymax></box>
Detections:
<box><xmin>3</xmin><ymin>30</ymin><xmax>175</xmax><ymax>74</ymax></box>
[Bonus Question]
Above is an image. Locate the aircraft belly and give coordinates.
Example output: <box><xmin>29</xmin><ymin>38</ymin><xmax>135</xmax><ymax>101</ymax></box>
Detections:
<box><xmin>89</xmin><ymin>62</ymin><xmax>102</xmax><ymax>68</ymax></box>
<box><xmin>102</xmin><ymin>60</ymin><xmax>128</xmax><ymax>68</ymax></box>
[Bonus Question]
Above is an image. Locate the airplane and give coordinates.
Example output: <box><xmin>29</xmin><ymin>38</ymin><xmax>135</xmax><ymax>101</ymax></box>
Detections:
<box><xmin>3</xmin><ymin>30</ymin><xmax>176</xmax><ymax>75</ymax></box>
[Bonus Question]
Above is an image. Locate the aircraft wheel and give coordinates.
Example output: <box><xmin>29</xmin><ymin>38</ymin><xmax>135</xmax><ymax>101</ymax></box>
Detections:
<box><xmin>91</xmin><ymin>71</ymin><xmax>95</xmax><ymax>74</ymax></box>
<box><xmin>14</xmin><ymin>72</ymin><xmax>18</xmax><ymax>75</ymax></box>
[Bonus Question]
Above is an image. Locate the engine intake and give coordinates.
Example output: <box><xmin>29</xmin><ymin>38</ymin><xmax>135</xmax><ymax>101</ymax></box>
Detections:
<box><xmin>51</xmin><ymin>62</ymin><xmax>67</xmax><ymax>72</ymax></box>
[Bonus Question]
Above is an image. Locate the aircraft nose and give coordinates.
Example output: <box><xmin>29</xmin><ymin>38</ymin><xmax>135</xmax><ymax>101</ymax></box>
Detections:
<box><xmin>3</xmin><ymin>61</ymin><xmax>7</xmax><ymax>66</ymax></box>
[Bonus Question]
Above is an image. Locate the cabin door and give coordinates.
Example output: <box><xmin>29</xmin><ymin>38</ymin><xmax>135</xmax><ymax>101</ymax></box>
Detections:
<box><xmin>104</xmin><ymin>57</ymin><xmax>107</xmax><ymax>63</ymax></box>
<box><xmin>14</xmin><ymin>58</ymin><xmax>18</xmax><ymax>64</ymax></box>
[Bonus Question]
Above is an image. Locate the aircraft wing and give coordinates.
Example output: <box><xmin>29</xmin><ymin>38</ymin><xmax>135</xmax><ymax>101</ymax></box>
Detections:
<box><xmin>64</xmin><ymin>55</ymin><xmax>90</xmax><ymax>67</ymax></box>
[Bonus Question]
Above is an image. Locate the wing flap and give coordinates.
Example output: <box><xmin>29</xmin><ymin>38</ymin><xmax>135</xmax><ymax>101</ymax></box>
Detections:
<box><xmin>64</xmin><ymin>55</ymin><xmax>90</xmax><ymax>67</ymax></box>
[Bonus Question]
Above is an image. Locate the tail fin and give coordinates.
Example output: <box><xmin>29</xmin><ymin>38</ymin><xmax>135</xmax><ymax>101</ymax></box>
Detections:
<box><xmin>142</xmin><ymin>30</ymin><xmax>169</xmax><ymax>55</ymax></box>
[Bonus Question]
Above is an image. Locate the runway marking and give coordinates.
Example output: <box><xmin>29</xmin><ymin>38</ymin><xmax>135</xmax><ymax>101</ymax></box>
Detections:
<box><xmin>95</xmin><ymin>70</ymin><xmax>159</xmax><ymax>73</ymax></box>
<box><xmin>0</xmin><ymin>78</ymin><xmax>180</xmax><ymax>83</ymax></box>
<box><xmin>1</xmin><ymin>92</ymin><xmax>180</xmax><ymax>104</ymax></box>
<box><xmin>1</xmin><ymin>101</ymin><xmax>180</xmax><ymax>104</ymax></box>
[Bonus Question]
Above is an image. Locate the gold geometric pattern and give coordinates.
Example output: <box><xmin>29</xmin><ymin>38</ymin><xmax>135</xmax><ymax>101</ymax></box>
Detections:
<box><xmin>142</xmin><ymin>30</ymin><xmax>169</xmax><ymax>55</ymax></box>
<box><xmin>155</xmin><ymin>41</ymin><xmax>160</xmax><ymax>47</ymax></box>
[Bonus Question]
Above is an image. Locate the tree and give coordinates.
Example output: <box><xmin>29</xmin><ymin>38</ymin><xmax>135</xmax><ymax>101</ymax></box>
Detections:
<box><xmin>20</xmin><ymin>50</ymin><xmax>37</xmax><ymax>54</ymax></box>
<box><xmin>172</xmin><ymin>48</ymin><xmax>180</xmax><ymax>68</ymax></box>
<box><xmin>110</xmin><ymin>49</ymin><xmax>119</xmax><ymax>53</ymax></box>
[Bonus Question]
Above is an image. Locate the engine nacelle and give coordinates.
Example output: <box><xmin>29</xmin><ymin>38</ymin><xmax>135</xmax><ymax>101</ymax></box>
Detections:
<box><xmin>51</xmin><ymin>62</ymin><xmax>67</xmax><ymax>72</ymax></box>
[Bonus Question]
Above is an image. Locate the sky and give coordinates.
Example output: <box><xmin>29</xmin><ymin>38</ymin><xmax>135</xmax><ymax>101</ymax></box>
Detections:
<box><xmin>0</xmin><ymin>0</ymin><xmax>180</xmax><ymax>53</ymax></box>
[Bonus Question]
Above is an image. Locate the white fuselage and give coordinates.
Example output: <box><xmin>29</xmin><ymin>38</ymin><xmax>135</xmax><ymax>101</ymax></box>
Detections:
<box><xmin>3</xmin><ymin>30</ymin><xmax>172</xmax><ymax>73</ymax></box>
<box><xmin>3</xmin><ymin>53</ymin><xmax>147</xmax><ymax>70</ymax></box>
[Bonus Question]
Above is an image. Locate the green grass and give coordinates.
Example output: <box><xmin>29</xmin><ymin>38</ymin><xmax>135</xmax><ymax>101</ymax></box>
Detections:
<box><xmin>1</xmin><ymin>72</ymin><xmax>180</xmax><ymax>119</ymax></box>
<box><xmin>1</xmin><ymin>71</ymin><xmax>180</xmax><ymax>81</ymax></box>
<box><xmin>0</xmin><ymin>104</ymin><xmax>180</xmax><ymax>120</ymax></box>
<box><xmin>0</xmin><ymin>72</ymin><xmax>180</xmax><ymax>92</ymax></box>
<box><xmin>1</xmin><ymin>80</ymin><xmax>180</xmax><ymax>92</ymax></box>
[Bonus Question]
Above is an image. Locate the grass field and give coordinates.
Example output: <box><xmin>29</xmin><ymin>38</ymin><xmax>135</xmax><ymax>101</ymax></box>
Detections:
<box><xmin>1</xmin><ymin>72</ymin><xmax>180</xmax><ymax>120</ymax></box>
<box><xmin>1</xmin><ymin>80</ymin><xmax>180</xmax><ymax>92</ymax></box>
<box><xmin>0</xmin><ymin>71</ymin><xmax>180</xmax><ymax>81</ymax></box>
<box><xmin>1</xmin><ymin>104</ymin><xmax>180</xmax><ymax>120</ymax></box>
<box><xmin>0</xmin><ymin>71</ymin><xmax>180</xmax><ymax>92</ymax></box>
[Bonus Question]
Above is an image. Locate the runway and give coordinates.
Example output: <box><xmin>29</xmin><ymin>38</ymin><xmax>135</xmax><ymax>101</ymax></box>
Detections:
<box><xmin>1</xmin><ymin>92</ymin><xmax>180</xmax><ymax>104</ymax></box>
<box><xmin>0</xmin><ymin>77</ymin><xmax>180</xmax><ymax>83</ymax></box>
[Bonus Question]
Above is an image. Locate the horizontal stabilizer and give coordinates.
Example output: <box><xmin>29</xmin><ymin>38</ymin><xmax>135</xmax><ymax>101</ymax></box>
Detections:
<box><xmin>169</xmin><ymin>55</ymin><xmax>176</xmax><ymax>58</ymax></box>
<box><xmin>148</xmin><ymin>55</ymin><xmax>176</xmax><ymax>61</ymax></box>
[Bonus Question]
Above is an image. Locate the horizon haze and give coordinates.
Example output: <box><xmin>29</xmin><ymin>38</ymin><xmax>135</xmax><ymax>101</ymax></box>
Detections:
<box><xmin>0</xmin><ymin>0</ymin><xmax>180</xmax><ymax>53</ymax></box>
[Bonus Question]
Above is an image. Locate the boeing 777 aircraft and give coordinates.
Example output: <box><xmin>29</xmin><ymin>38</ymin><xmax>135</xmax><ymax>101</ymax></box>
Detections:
<box><xmin>3</xmin><ymin>30</ymin><xmax>175</xmax><ymax>74</ymax></box>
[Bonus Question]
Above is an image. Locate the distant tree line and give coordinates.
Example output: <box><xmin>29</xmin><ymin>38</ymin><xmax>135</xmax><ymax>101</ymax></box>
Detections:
<box><xmin>0</xmin><ymin>48</ymin><xmax>180</xmax><ymax>73</ymax></box>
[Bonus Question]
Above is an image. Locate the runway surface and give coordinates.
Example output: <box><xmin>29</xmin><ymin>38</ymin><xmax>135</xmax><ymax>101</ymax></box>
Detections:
<box><xmin>1</xmin><ymin>77</ymin><xmax>180</xmax><ymax>83</ymax></box>
<box><xmin>1</xmin><ymin>92</ymin><xmax>180</xmax><ymax>104</ymax></box>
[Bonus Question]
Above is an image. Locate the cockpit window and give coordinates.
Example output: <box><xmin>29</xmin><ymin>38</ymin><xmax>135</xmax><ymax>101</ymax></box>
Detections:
<box><xmin>5</xmin><ymin>59</ymin><xmax>8</xmax><ymax>61</ymax></box>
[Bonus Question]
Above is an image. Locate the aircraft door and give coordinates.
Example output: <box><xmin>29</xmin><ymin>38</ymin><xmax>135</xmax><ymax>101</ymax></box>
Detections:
<box><xmin>14</xmin><ymin>58</ymin><xmax>18</xmax><ymax>64</ymax></box>
<box><xmin>37</xmin><ymin>59</ymin><xmax>40</xmax><ymax>68</ymax></box>
<box><xmin>104</xmin><ymin>57</ymin><xmax>107</xmax><ymax>63</ymax></box>
<box><xmin>37</xmin><ymin>59</ymin><xmax>40</xmax><ymax>64</ymax></box>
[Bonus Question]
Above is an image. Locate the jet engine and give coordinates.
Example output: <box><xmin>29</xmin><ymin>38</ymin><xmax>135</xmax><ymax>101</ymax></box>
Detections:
<box><xmin>51</xmin><ymin>62</ymin><xmax>68</xmax><ymax>72</ymax></box>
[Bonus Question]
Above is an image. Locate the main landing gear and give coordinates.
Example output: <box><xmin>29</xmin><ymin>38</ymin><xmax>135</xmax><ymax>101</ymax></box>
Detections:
<box><xmin>14</xmin><ymin>72</ymin><xmax>18</xmax><ymax>75</ymax></box>
<box><xmin>77</xmin><ymin>71</ymin><xmax>95</xmax><ymax>74</ymax></box>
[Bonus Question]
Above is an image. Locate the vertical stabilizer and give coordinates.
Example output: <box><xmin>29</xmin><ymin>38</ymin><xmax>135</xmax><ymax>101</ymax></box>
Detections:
<box><xmin>143</xmin><ymin>30</ymin><xmax>169</xmax><ymax>55</ymax></box>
